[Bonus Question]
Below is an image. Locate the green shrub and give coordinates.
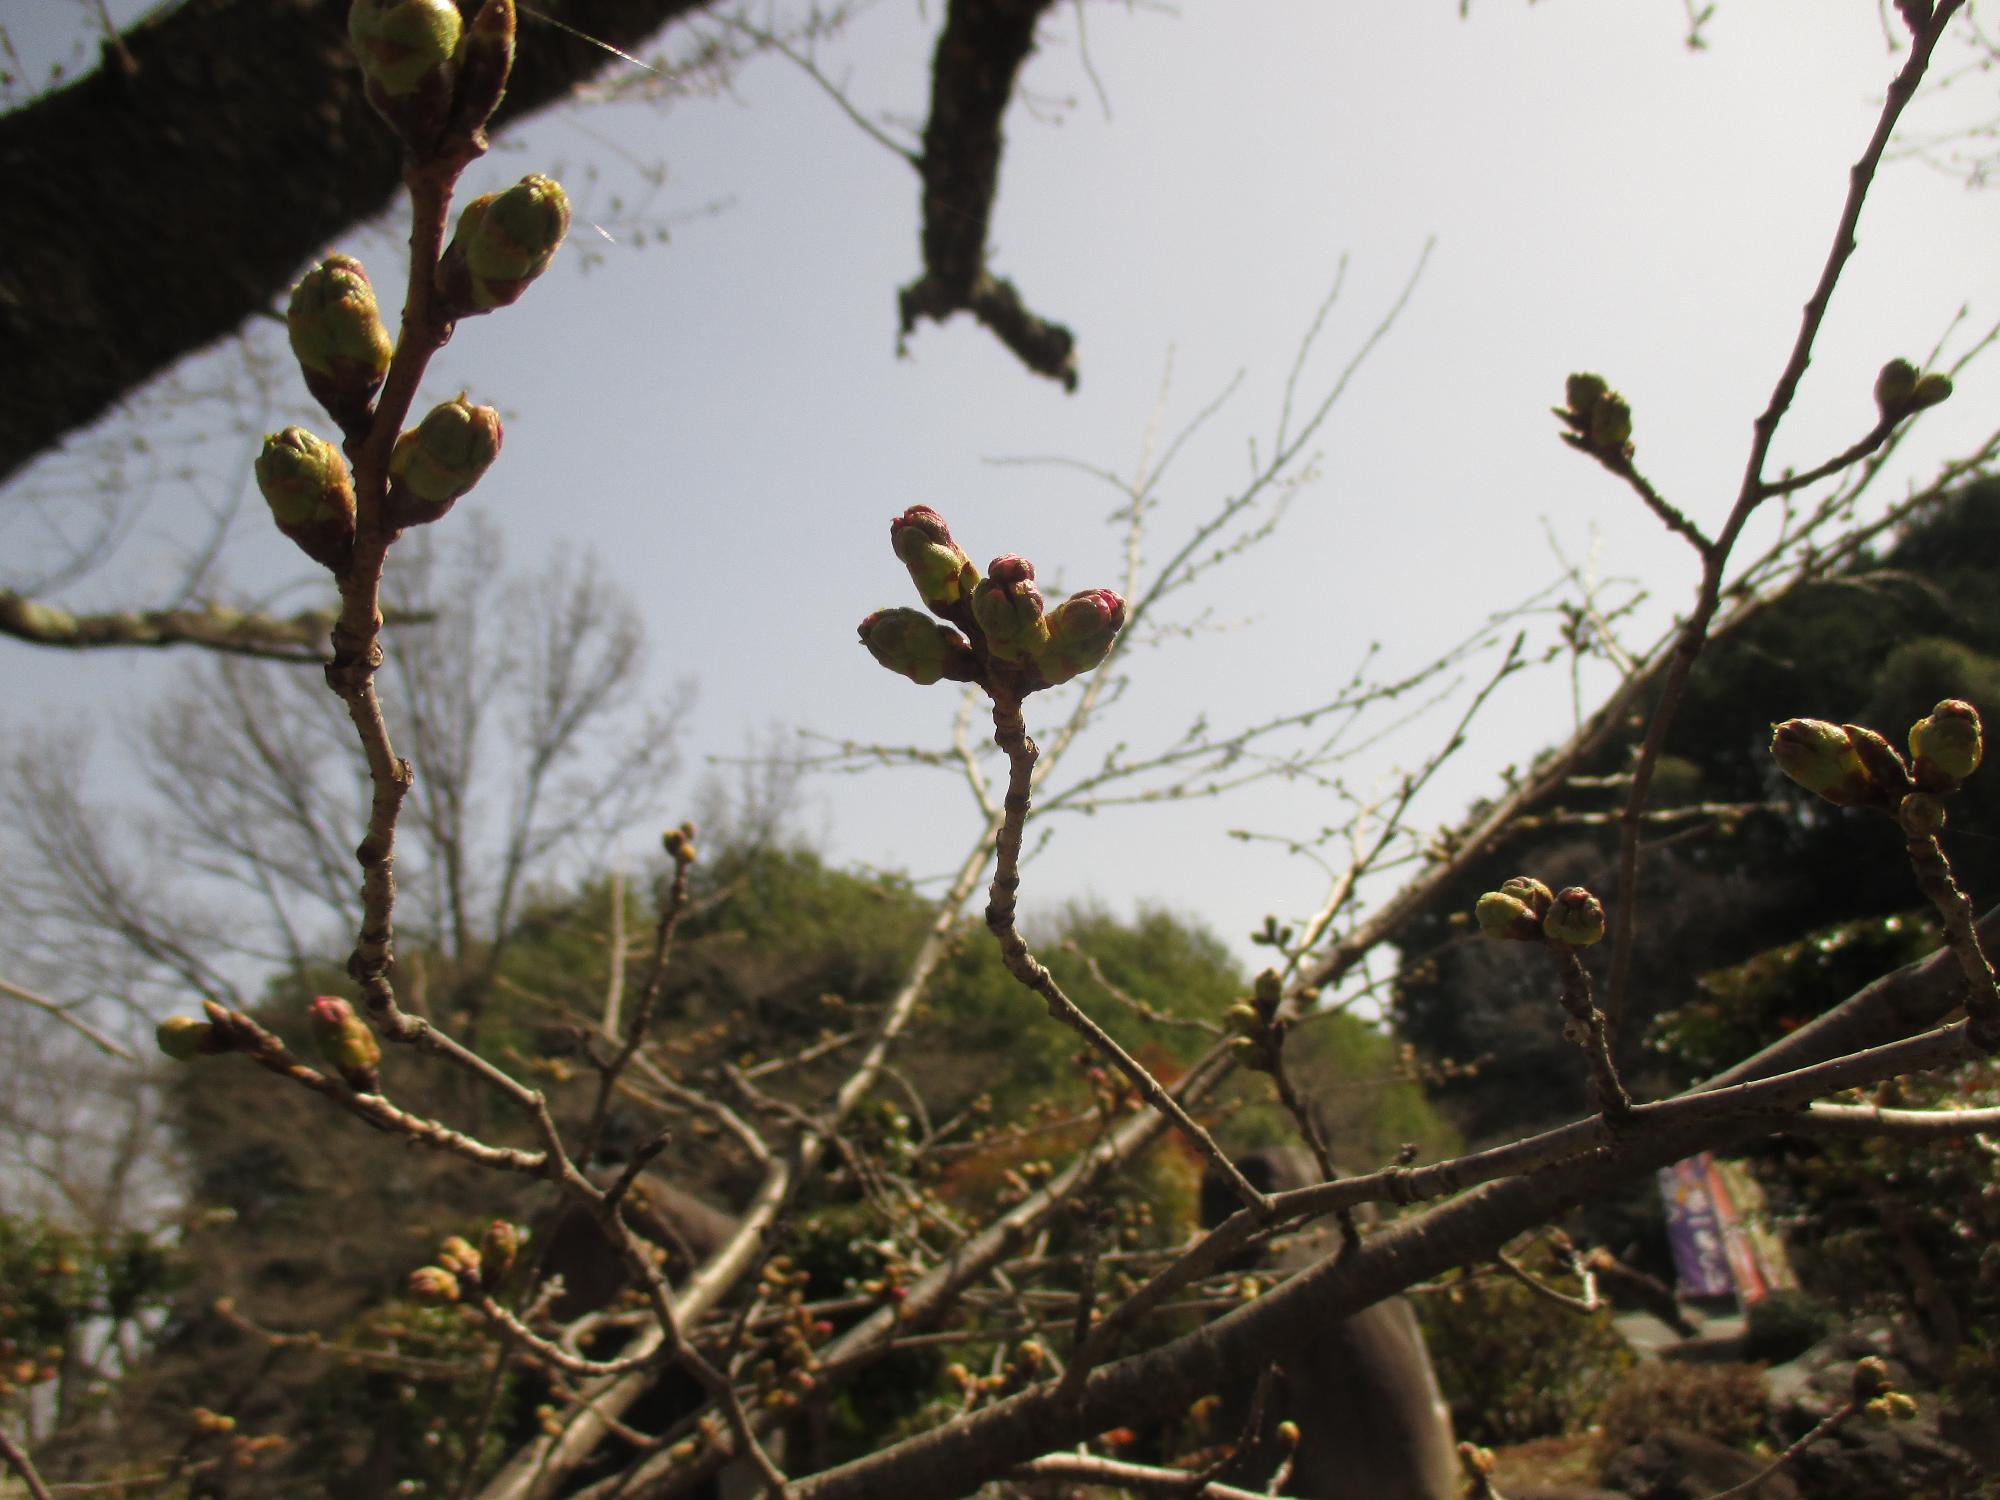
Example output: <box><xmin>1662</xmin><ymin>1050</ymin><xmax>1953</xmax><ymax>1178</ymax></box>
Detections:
<box><xmin>1592</xmin><ymin>1361</ymin><xmax>1769</xmax><ymax>1469</ymax></box>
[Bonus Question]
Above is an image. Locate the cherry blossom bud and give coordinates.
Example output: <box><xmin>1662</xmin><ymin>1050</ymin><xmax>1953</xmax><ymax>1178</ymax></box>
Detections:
<box><xmin>1499</xmin><ymin>876</ymin><xmax>1554</xmax><ymax>919</ymax></box>
<box><xmin>384</xmin><ymin>396</ymin><xmax>502</xmax><ymax>527</ymax></box>
<box><xmin>308</xmin><ymin>996</ymin><xmax>382</xmax><ymax>1094</ymax></box>
<box><xmin>1475</xmin><ymin>889</ymin><xmax>1543</xmax><ymax>942</ymax></box>
<box><xmin>1852</xmin><ymin>1356</ymin><xmax>1892</xmax><ymax>1402</ymax></box>
<box><xmin>348</xmin><ymin>0</ymin><xmax>461</xmax><ymax>147</ymax></box>
<box><xmin>1910</xmin><ymin>699</ymin><xmax>1983</xmax><ymax>787</ymax></box>
<box><xmin>448</xmin><ymin>0</ymin><xmax>515</xmax><ymax>139</ymax></box>
<box><xmin>1560</xmin><ymin>372</ymin><xmax>1607</xmax><ymax>431</ymax></box>
<box><xmin>255</xmin><ymin>428</ymin><xmax>356</xmax><ymax>572</ymax></box>
<box><xmin>479</xmin><ymin>1221</ymin><xmax>520</xmax><ymax>1286</ymax></box>
<box><xmin>858</xmin><ymin>608</ymin><xmax>977</xmax><ymax>686</ymax></box>
<box><xmin>1770</xmin><ymin>719</ymin><xmax>1873</xmax><ymax>807</ymax></box>
<box><xmin>1910</xmin><ymin>373</ymin><xmax>1953</xmax><ymax>412</ymax></box>
<box><xmin>1874</xmin><ymin>358</ymin><xmax>1919</xmax><ymax>420</ymax></box>
<box><xmin>1589</xmin><ymin>392</ymin><xmax>1633</xmax><ymax>455</ymax></box>
<box><xmin>407</xmin><ymin>1265</ymin><xmax>460</xmax><ymax>1303</ymax></box>
<box><xmin>890</xmin><ymin>506</ymin><xmax>976</xmax><ymax>615</ymax></box>
<box><xmin>286</xmin><ymin>255</ymin><xmax>393</xmax><ymax>428</ymax></box>
<box><xmin>435</xmin><ymin>175</ymin><xmax>571</xmax><ymax>315</ymax></box>
<box><xmin>971</xmin><ymin>556</ymin><xmax>1050</xmax><ymax>664</ymax></box>
<box><xmin>1035</xmin><ymin>589</ymin><xmax>1127</xmax><ymax>685</ymax></box>
<box><xmin>1844</xmin><ymin>724</ymin><xmax>1912</xmax><ymax>803</ymax></box>
<box><xmin>437</xmin><ymin>1235</ymin><xmax>482</xmax><ymax>1282</ymax></box>
<box><xmin>155</xmin><ymin>1016</ymin><xmax>216</xmax><ymax>1061</ymax></box>
<box><xmin>1542</xmin><ymin>887</ymin><xmax>1606</xmax><ymax>947</ymax></box>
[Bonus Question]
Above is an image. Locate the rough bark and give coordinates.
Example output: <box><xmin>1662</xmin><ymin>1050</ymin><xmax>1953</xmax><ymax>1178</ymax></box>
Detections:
<box><xmin>0</xmin><ymin>0</ymin><xmax>708</xmax><ymax>491</ymax></box>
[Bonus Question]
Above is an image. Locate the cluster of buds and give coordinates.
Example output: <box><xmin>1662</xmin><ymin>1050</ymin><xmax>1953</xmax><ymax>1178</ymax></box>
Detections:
<box><xmin>1222</xmin><ymin>968</ymin><xmax>1286</xmax><ymax>1072</ymax></box>
<box><xmin>860</xmin><ymin>507</ymin><xmax>1127</xmax><ymax>694</ymax></box>
<box><xmin>1553</xmin><ymin>372</ymin><xmax>1635</xmax><ymax>461</ymax></box>
<box><xmin>743</xmin><ymin>1258</ymin><xmax>827</xmax><ymax>1412</ymax></box>
<box><xmin>408</xmin><ymin>1221</ymin><xmax>520</xmax><ymax>1305</ymax></box>
<box><xmin>1873</xmin><ymin>358</ymin><xmax>1954</xmax><ymax>425</ymax></box>
<box><xmin>383</xmin><ymin>394</ymin><xmax>504</xmax><ymax>528</ymax></box>
<box><xmin>1770</xmin><ymin>700</ymin><xmax>1983</xmax><ymax>835</ymax></box>
<box><xmin>0</xmin><ymin>1343</ymin><xmax>61</xmax><ymax>1400</ymax></box>
<box><xmin>1475</xmin><ymin>877</ymin><xmax>1606</xmax><ymax>948</ymax></box>
<box><xmin>662</xmin><ymin>820</ymin><xmax>699</xmax><ymax>864</ymax></box>
<box><xmin>434</xmin><ymin>174</ymin><xmax>573</xmax><ymax>318</ymax></box>
<box><xmin>1851</xmin><ymin>1355</ymin><xmax>1919</xmax><ymax>1420</ymax></box>
<box><xmin>307</xmin><ymin>996</ymin><xmax>382</xmax><ymax>1094</ymax></box>
<box><xmin>945</xmin><ymin>1339</ymin><xmax>1048</xmax><ymax>1402</ymax></box>
<box><xmin>286</xmin><ymin>255</ymin><xmax>393</xmax><ymax>432</ymax></box>
<box><xmin>255</xmin><ymin>428</ymin><xmax>357</xmax><ymax>573</ymax></box>
<box><xmin>348</xmin><ymin>0</ymin><xmax>517</xmax><ymax>156</ymax></box>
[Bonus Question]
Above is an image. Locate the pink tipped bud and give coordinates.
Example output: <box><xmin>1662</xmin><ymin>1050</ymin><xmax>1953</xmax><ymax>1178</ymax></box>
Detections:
<box><xmin>1542</xmin><ymin>887</ymin><xmax>1606</xmax><ymax>947</ymax></box>
<box><xmin>1498</xmin><ymin>876</ymin><xmax>1554</xmax><ymax>918</ymax></box>
<box><xmin>890</xmin><ymin>507</ymin><xmax>976</xmax><ymax>615</ymax></box>
<box><xmin>435</xmin><ymin>174</ymin><xmax>571</xmax><ymax>315</ymax></box>
<box><xmin>1034</xmin><ymin>588</ymin><xmax>1127</xmax><ymax>685</ymax></box>
<box><xmin>348</xmin><ymin>0</ymin><xmax>461</xmax><ymax>147</ymax></box>
<box><xmin>971</xmin><ymin>558</ymin><xmax>1049</xmax><ymax>663</ymax></box>
<box><xmin>286</xmin><ymin>255</ymin><xmax>393</xmax><ymax>429</ymax></box>
<box><xmin>437</xmin><ymin>1235</ymin><xmax>482</xmax><ymax>1282</ymax></box>
<box><xmin>1475</xmin><ymin>890</ymin><xmax>1543</xmax><ymax>942</ymax></box>
<box><xmin>859</xmin><ymin>608</ymin><xmax>977</xmax><ymax>686</ymax></box>
<box><xmin>1910</xmin><ymin>699</ymin><xmax>1983</xmax><ymax>788</ymax></box>
<box><xmin>384</xmin><ymin>395</ymin><xmax>502</xmax><ymax>527</ymax></box>
<box><xmin>448</xmin><ymin>0</ymin><xmax>516</xmax><ymax>139</ymax></box>
<box><xmin>407</xmin><ymin>1265</ymin><xmax>460</xmax><ymax>1303</ymax></box>
<box><xmin>254</xmin><ymin>428</ymin><xmax>356</xmax><ymax>573</ymax></box>
<box><xmin>308</xmin><ymin>996</ymin><xmax>382</xmax><ymax>1094</ymax></box>
<box><xmin>1770</xmin><ymin>719</ymin><xmax>1873</xmax><ymax>807</ymax></box>
<box><xmin>479</xmin><ymin>1221</ymin><xmax>521</xmax><ymax>1286</ymax></box>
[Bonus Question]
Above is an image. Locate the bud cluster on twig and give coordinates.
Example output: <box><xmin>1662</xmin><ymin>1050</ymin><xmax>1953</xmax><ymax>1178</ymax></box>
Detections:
<box><xmin>1769</xmin><ymin>699</ymin><xmax>1983</xmax><ymax>828</ymax></box>
<box><xmin>1474</xmin><ymin>876</ymin><xmax>1605</xmax><ymax>949</ymax></box>
<box><xmin>408</xmin><ymin>1220</ymin><xmax>522</xmax><ymax>1305</ymax></box>
<box><xmin>859</xmin><ymin>507</ymin><xmax>1128</xmax><ymax>696</ymax></box>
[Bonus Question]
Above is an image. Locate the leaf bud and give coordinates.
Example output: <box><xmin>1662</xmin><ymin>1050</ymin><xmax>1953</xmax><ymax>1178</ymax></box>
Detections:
<box><xmin>971</xmin><ymin>556</ymin><xmax>1050</xmax><ymax>663</ymax></box>
<box><xmin>384</xmin><ymin>395</ymin><xmax>503</xmax><ymax>527</ymax></box>
<box><xmin>1769</xmin><ymin>719</ymin><xmax>1873</xmax><ymax>807</ymax></box>
<box><xmin>155</xmin><ymin>1016</ymin><xmax>217</xmax><ymax>1061</ymax></box>
<box><xmin>1898</xmin><ymin>792</ymin><xmax>1947</xmax><ymax>839</ymax></box>
<box><xmin>308</xmin><ymin>995</ymin><xmax>382</xmax><ymax>1094</ymax></box>
<box><xmin>1910</xmin><ymin>373</ymin><xmax>1953</xmax><ymax>412</ymax></box>
<box><xmin>1588</xmin><ymin>391</ymin><xmax>1633</xmax><ymax>455</ymax></box>
<box><xmin>1035</xmin><ymin>588</ymin><xmax>1128</xmax><ymax>686</ymax></box>
<box><xmin>1842</xmin><ymin>723</ymin><xmax>1911</xmax><ymax>803</ymax></box>
<box><xmin>286</xmin><ymin>255</ymin><xmax>393</xmax><ymax>429</ymax></box>
<box><xmin>435</xmin><ymin>175</ymin><xmax>571</xmax><ymax>315</ymax></box>
<box><xmin>1475</xmin><ymin>889</ymin><xmax>1543</xmax><ymax>943</ymax></box>
<box><xmin>407</xmin><ymin>1265</ymin><xmax>460</xmax><ymax>1303</ymax></box>
<box><xmin>1223</xmin><ymin>1002</ymin><xmax>1263</xmax><ymax>1035</ymax></box>
<box><xmin>1557</xmin><ymin>372</ymin><xmax>1607</xmax><ymax>433</ymax></box>
<box><xmin>890</xmin><ymin>507</ymin><xmax>977</xmax><ymax>614</ymax></box>
<box><xmin>1910</xmin><ymin>699</ymin><xmax>1983</xmax><ymax>787</ymax></box>
<box><xmin>858</xmin><ymin>608</ymin><xmax>977</xmax><ymax>686</ymax></box>
<box><xmin>254</xmin><ymin>428</ymin><xmax>356</xmax><ymax>572</ymax></box>
<box><xmin>348</xmin><ymin>0</ymin><xmax>461</xmax><ymax>147</ymax></box>
<box><xmin>1542</xmin><ymin>886</ymin><xmax>1606</xmax><ymax>947</ymax></box>
<box><xmin>447</xmin><ymin>0</ymin><xmax>515</xmax><ymax>139</ymax></box>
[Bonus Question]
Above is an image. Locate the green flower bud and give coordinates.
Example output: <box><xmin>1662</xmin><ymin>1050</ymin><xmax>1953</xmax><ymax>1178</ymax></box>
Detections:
<box><xmin>1910</xmin><ymin>372</ymin><xmax>1953</xmax><ymax>412</ymax></box>
<box><xmin>1498</xmin><ymin>876</ymin><xmax>1554</xmax><ymax>919</ymax></box>
<box><xmin>407</xmin><ymin>1265</ymin><xmax>460</xmax><ymax>1303</ymax></box>
<box><xmin>385</xmin><ymin>395</ymin><xmax>503</xmax><ymax>527</ymax></box>
<box><xmin>1542</xmin><ymin>886</ymin><xmax>1606</xmax><ymax>947</ymax></box>
<box><xmin>858</xmin><ymin>608</ymin><xmax>976</xmax><ymax>686</ymax></box>
<box><xmin>1851</xmin><ymin>1355</ymin><xmax>1893</xmax><ymax>1402</ymax></box>
<box><xmin>1475</xmin><ymin>890</ymin><xmax>1542</xmax><ymax>942</ymax></box>
<box><xmin>1560</xmin><ymin>372</ymin><xmax>1607</xmax><ymax>430</ymax></box>
<box><xmin>308</xmin><ymin>995</ymin><xmax>382</xmax><ymax>1094</ymax></box>
<box><xmin>435</xmin><ymin>175</ymin><xmax>571</xmax><ymax>315</ymax></box>
<box><xmin>890</xmin><ymin>506</ymin><xmax>976</xmax><ymax>615</ymax></box>
<box><xmin>1874</xmin><ymin>358</ymin><xmax>1919</xmax><ymax>420</ymax></box>
<box><xmin>1034</xmin><ymin>589</ymin><xmax>1127</xmax><ymax>685</ymax></box>
<box><xmin>255</xmin><ymin>428</ymin><xmax>356</xmax><ymax>572</ymax></box>
<box><xmin>1910</xmin><ymin>698</ymin><xmax>1983</xmax><ymax>786</ymax></box>
<box><xmin>447</xmin><ymin>0</ymin><xmax>515</xmax><ymax>139</ymax></box>
<box><xmin>1769</xmin><ymin>718</ymin><xmax>1873</xmax><ymax>806</ymax></box>
<box><xmin>348</xmin><ymin>0</ymin><xmax>461</xmax><ymax>147</ymax></box>
<box><xmin>970</xmin><ymin>556</ymin><xmax>1050</xmax><ymax>663</ymax></box>
<box><xmin>479</xmin><ymin>1221</ymin><xmax>520</xmax><ymax>1286</ymax></box>
<box><xmin>286</xmin><ymin>255</ymin><xmax>394</xmax><ymax>429</ymax></box>
<box><xmin>1223</xmin><ymin>1002</ymin><xmax>1263</xmax><ymax>1035</ymax></box>
<box><xmin>1253</xmin><ymin>968</ymin><xmax>1283</xmax><ymax>1007</ymax></box>
<box><xmin>155</xmin><ymin>1016</ymin><xmax>215</xmax><ymax>1061</ymax></box>
<box><xmin>1589</xmin><ymin>391</ymin><xmax>1633</xmax><ymax>455</ymax></box>
<box><xmin>1898</xmin><ymin>792</ymin><xmax>1947</xmax><ymax>838</ymax></box>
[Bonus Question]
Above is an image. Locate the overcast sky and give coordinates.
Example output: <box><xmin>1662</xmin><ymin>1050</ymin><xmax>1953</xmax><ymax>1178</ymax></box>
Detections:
<box><xmin>5</xmin><ymin>0</ymin><xmax>1999</xmax><ymax>990</ymax></box>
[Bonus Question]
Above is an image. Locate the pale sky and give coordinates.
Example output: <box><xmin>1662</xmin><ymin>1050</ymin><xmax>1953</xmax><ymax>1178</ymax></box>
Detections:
<box><xmin>5</xmin><ymin>1</ymin><xmax>1998</xmax><ymax>989</ymax></box>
